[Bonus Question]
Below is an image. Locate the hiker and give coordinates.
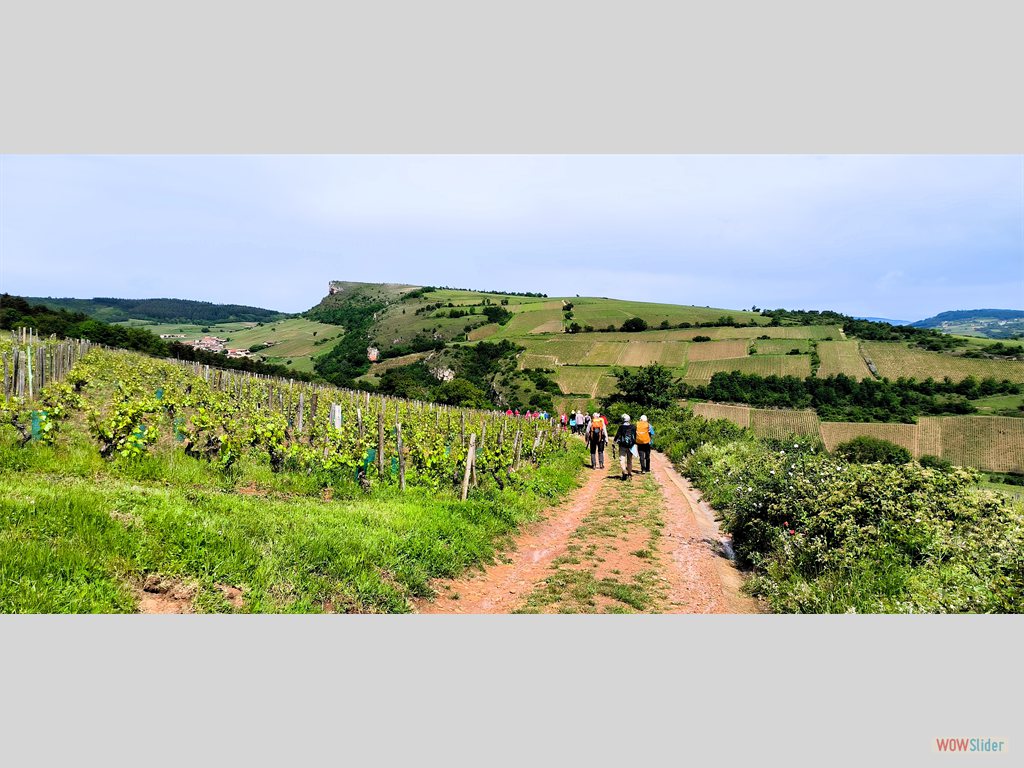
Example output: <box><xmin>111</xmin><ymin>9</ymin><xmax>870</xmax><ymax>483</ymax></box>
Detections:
<box><xmin>635</xmin><ymin>414</ymin><xmax>654</xmax><ymax>473</ymax></box>
<box><xmin>587</xmin><ymin>411</ymin><xmax>607</xmax><ymax>469</ymax></box>
<box><xmin>615</xmin><ymin>414</ymin><xmax>637</xmax><ymax>480</ymax></box>
<box><xmin>569</xmin><ymin>413</ymin><xmax>577</xmax><ymax>433</ymax></box>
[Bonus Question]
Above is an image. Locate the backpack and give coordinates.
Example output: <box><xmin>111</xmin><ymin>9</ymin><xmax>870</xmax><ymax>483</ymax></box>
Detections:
<box><xmin>635</xmin><ymin>421</ymin><xmax>651</xmax><ymax>445</ymax></box>
<box><xmin>615</xmin><ymin>424</ymin><xmax>636</xmax><ymax>447</ymax></box>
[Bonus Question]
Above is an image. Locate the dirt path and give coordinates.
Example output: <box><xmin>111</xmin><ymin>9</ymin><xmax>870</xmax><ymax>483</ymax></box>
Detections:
<box><xmin>414</xmin><ymin>448</ymin><xmax>761</xmax><ymax>614</ymax></box>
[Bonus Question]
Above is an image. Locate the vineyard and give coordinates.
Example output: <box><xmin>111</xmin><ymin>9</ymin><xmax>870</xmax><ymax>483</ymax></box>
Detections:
<box><xmin>682</xmin><ymin>355</ymin><xmax>812</xmax><ymax>385</ymax></box>
<box><xmin>1</xmin><ymin>333</ymin><xmax>584</xmax><ymax>613</ymax></box>
<box><xmin>684</xmin><ymin>399</ymin><xmax>1024</xmax><ymax>472</ymax></box>
<box><xmin>685</xmin><ymin>340</ymin><xmax>748</xmax><ymax>362</ymax></box>
<box><xmin>815</xmin><ymin>340</ymin><xmax>872</xmax><ymax>379</ymax></box>
<box><xmin>748</xmin><ymin>408</ymin><xmax>820</xmax><ymax>440</ymax></box>
<box><xmin>863</xmin><ymin>342</ymin><xmax>1024</xmax><ymax>383</ymax></box>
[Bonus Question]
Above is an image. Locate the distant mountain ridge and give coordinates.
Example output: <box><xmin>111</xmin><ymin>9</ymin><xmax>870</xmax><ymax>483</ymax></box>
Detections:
<box><xmin>911</xmin><ymin>309</ymin><xmax>1024</xmax><ymax>339</ymax></box>
<box><xmin>853</xmin><ymin>316</ymin><xmax>912</xmax><ymax>325</ymax></box>
<box><xmin>23</xmin><ymin>296</ymin><xmax>288</xmax><ymax>325</ymax></box>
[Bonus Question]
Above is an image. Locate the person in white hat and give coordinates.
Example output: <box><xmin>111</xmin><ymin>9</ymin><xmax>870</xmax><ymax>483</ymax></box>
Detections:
<box><xmin>614</xmin><ymin>413</ymin><xmax>637</xmax><ymax>480</ymax></box>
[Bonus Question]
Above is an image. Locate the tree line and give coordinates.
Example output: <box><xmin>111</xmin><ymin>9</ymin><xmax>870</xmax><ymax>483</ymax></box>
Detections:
<box><xmin>601</xmin><ymin>362</ymin><xmax>1022</xmax><ymax>423</ymax></box>
<box><xmin>1</xmin><ymin>294</ymin><xmax>315</xmax><ymax>381</ymax></box>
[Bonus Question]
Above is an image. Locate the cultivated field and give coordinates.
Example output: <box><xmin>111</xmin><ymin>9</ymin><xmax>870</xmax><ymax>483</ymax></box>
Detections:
<box><xmin>918</xmin><ymin>416</ymin><xmax>1024</xmax><ymax>474</ymax></box>
<box><xmin>553</xmin><ymin>366</ymin><xmax>606</xmax><ymax>396</ymax></box>
<box><xmin>863</xmin><ymin>342</ymin><xmax>1024</xmax><ymax>383</ymax></box>
<box><xmin>685</xmin><ymin>402</ymin><xmax>1022</xmax><ymax>473</ymax></box>
<box><xmin>617</xmin><ymin>341</ymin><xmax>667</xmax><ymax>366</ymax></box>
<box><xmin>753</xmin><ymin>339</ymin><xmax>812</xmax><ymax>355</ymax></box>
<box><xmin>682</xmin><ymin>355</ymin><xmax>812</xmax><ymax>384</ymax></box>
<box><xmin>686</xmin><ymin>340</ymin><xmax>748</xmax><ymax>361</ymax></box>
<box><xmin>816</xmin><ymin>340</ymin><xmax>873</xmax><ymax>379</ymax></box>
<box><xmin>749</xmin><ymin>408</ymin><xmax>821</xmax><ymax>440</ymax></box>
<box><xmin>819</xmin><ymin>422</ymin><xmax>920</xmax><ymax>456</ymax></box>
<box><xmin>689</xmin><ymin>402</ymin><xmax>751</xmax><ymax>428</ymax></box>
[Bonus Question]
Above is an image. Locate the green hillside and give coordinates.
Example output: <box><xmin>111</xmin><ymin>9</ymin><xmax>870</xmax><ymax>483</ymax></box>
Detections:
<box><xmin>911</xmin><ymin>309</ymin><xmax>1024</xmax><ymax>339</ymax></box>
<box><xmin>23</xmin><ymin>296</ymin><xmax>287</xmax><ymax>325</ymax></box>
<box><xmin>301</xmin><ymin>282</ymin><xmax>1024</xmax><ymax>419</ymax></box>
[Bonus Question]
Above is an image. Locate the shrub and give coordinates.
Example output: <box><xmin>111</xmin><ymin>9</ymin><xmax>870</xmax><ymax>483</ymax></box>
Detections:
<box><xmin>920</xmin><ymin>454</ymin><xmax>953</xmax><ymax>472</ymax></box>
<box><xmin>834</xmin><ymin>436</ymin><xmax>912</xmax><ymax>465</ymax></box>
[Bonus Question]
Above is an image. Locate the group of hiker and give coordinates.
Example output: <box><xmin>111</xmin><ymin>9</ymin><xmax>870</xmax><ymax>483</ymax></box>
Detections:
<box><xmin>565</xmin><ymin>409</ymin><xmax>654</xmax><ymax>480</ymax></box>
<box><xmin>502</xmin><ymin>406</ymin><xmax>654</xmax><ymax>480</ymax></box>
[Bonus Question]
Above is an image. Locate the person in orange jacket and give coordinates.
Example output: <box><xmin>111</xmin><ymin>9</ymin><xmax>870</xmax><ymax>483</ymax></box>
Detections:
<box><xmin>635</xmin><ymin>414</ymin><xmax>654</xmax><ymax>473</ymax></box>
<box><xmin>587</xmin><ymin>411</ymin><xmax>608</xmax><ymax>469</ymax></box>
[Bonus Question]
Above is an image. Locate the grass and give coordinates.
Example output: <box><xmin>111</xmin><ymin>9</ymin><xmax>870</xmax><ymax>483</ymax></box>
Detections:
<box><xmin>971</xmin><ymin>393</ymin><xmax>1024</xmax><ymax>417</ymax></box>
<box><xmin>516</xmin><ymin>471</ymin><xmax>668</xmax><ymax>613</ymax></box>
<box><xmin>0</xmin><ymin>430</ymin><xmax>588</xmax><ymax>613</ymax></box>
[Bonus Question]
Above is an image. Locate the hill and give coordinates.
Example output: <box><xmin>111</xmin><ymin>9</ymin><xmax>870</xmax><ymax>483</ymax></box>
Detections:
<box><xmin>22</xmin><ymin>296</ymin><xmax>288</xmax><ymax>325</ymax></box>
<box><xmin>296</xmin><ymin>281</ymin><xmax>1024</xmax><ymax>419</ymax></box>
<box><xmin>911</xmin><ymin>309</ymin><xmax>1024</xmax><ymax>339</ymax></box>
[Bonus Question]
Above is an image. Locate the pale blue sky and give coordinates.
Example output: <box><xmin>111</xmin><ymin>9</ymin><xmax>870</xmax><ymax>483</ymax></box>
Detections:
<box><xmin>1</xmin><ymin>155</ymin><xmax>1021</xmax><ymax>320</ymax></box>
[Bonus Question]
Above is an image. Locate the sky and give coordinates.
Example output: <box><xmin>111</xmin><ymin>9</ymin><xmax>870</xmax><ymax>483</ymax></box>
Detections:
<box><xmin>0</xmin><ymin>155</ymin><xmax>1021</xmax><ymax>321</ymax></box>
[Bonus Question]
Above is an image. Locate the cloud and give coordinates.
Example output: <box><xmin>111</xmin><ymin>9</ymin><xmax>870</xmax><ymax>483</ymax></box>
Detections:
<box><xmin>1</xmin><ymin>154</ymin><xmax>1021</xmax><ymax>318</ymax></box>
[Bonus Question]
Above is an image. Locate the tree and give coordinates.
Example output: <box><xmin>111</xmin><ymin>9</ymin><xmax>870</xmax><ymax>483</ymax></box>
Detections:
<box><xmin>435</xmin><ymin>378</ymin><xmax>490</xmax><ymax>408</ymax></box>
<box><xmin>607</xmin><ymin>363</ymin><xmax>679</xmax><ymax>409</ymax></box>
<box><xmin>620</xmin><ymin>317</ymin><xmax>649</xmax><ymax>332</ymax></box>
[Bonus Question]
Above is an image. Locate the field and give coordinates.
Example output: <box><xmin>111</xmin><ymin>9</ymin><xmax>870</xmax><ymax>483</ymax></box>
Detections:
<box><xmin>689</xmin><ymin>402</ymin><xmax>751</xmax><ymax>428</ymax></box>
<box><xmin>919</xmin><ymin>416</ymin><xmax>1024</xmax><ymax>474</ymax></box>
<box><xmin>686</xmin><ymin>340</ymin><xmax>748</xmax><ymax>361</ymax></box>
<box><xmin>119</xmin><ymin>317</ymin><xmax>345</xmax><ymax>373</ymax></box>
<box><xmin>553</xmin><ymin>367</ymin><xmax>607</xmax><ymax>397</ymax></box>
<box><xmin>971</xmin><ymin>393</ymin><xmax>1024</xmax><ymax>417</ymax></box>
<box><xmin>0</xmin><ymin>345</ymin><xmax>581</xmax><ymax>613</ymax></box>
<box><xmin>816</xmin><ymin>340</ymin><xmax>872</xmax><ymax>379</ymax></box>
<box><xmin>749</xmin><ymin>408</ymin><xmax>821</xmax><ymax>439</ymax></box>
<box><xmin>753</xmin><ymin>339</ymin><xmax>812</xmax><ymax>355</ymax></box>
<box><xmin>819</xmin><ymin>422</ymin><xmax>920</xmax><ymax>456</ymax></box>
<box><xmin>863</xmin><ymin>342</ymin><xmax>1024</xmax><ymax>383</ymax></box>
<box><xmin>682</xmin><ymin>355</ymin><xmax>812</xmax><ymax>385</ymax></box>
<box><xmin>617</xmin><ymin>341</ymin><xmax>669</xmax><ymax>366</ymax></box>
<box><xmin>683</xmin><ymin>399</ymin><xmax>1023</xmax><ymax>473</ymax></box>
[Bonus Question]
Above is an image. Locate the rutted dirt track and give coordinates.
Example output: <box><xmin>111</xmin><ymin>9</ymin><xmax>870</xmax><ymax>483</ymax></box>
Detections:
<box><xmin>415</xmin><ymin>448</ymin><xmax>761</xmax><ymax>614</ymax></box>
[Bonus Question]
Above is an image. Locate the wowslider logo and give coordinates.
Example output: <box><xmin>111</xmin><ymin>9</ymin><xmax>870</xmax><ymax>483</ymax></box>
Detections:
<box><xmin>934</xmin><ymin>738</ymin><xmax>1008</xmax><ymax>754</ymax></box>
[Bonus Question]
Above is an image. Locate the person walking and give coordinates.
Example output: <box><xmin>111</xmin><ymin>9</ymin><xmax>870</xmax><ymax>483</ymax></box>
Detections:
<box><xmin>587</xmin><ymin>411</ymin><xmax>607</xmax><ymax>469</ymax></box>
<box><xmin>614</xmin><ymin>414</ymin><xmax>637</xmax><ymax>480</ymax></box>
<box><xmin>635</xmin><ymin>414</ymin><xmax>654</xmax><ymax>473</ymax></box>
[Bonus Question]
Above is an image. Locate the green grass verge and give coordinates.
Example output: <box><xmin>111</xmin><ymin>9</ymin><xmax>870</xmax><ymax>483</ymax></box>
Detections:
<box><xmin>0</xmin><ymin>435</ymin><xmax>587</xmax><ymax>613</ymax></box>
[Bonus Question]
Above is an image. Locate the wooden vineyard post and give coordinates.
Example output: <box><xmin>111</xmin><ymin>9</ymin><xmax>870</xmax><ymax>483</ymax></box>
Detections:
<box><xmin>460</xmin><ymin>412</ymin><xmax>466</xmax><ymax>448</ymax></box>
<box><xmin>357</xmin><ymin>407</ymin><xmax>364</xmax><ymax>446</ymax></box>
<box><xmin>309</xmin><ymin>392</ymin><xmax>319</xmax><ymax>443</ymax></box>
<box><xmin>297</xmin><ymin>393</ymin><xmax>304</xmax><ymax>434</ymax></box>
<box><xmin>377</xmin><ymin>409</ymin><xmax>385</xmax><ymax>477</ymax></box>
<box><xmin>461</xmin><ymin>433</ymin><xmax>477</xmax><ymax>501</ymax></box>
<box><xmin>513</xmin><ymin>429</ymin><xmax>522</xmax><ymax>470</ymax></box>
<box><xmin>499</xmin><ymin>419</ymin><xmax>506</xmax><ymax>449</ymax></box>
<box><xmin>396</xmin><ymin>422</ymin><xmax>406</xmax><ymax>491</ymax></box>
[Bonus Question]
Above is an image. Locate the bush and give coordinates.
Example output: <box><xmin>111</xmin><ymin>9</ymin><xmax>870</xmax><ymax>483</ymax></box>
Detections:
<box><xmin>920</xmin><ymin>454</ymin><xmax>953</xmax><ymax>472</ymax></box>
<box><xmin>834</xmin><ymin>436</ymin><xmax>912</xmax><ymax>465</ymax></box>
<box><xmin>620</xmin><ymin>317</ymin><xmax>649</xmax><ymax>332</ymax></box>
<box><xmin>693</xmin><ymin>335</ymin><xmax>712</xmax><ymax>342</ymax></box>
